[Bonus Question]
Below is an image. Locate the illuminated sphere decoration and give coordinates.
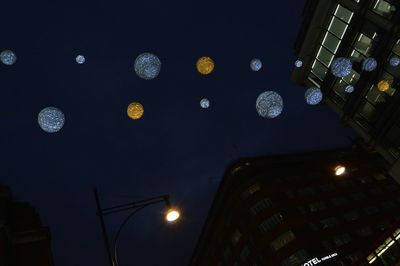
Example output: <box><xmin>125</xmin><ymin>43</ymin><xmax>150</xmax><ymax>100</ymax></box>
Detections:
<box><xmin>345</xmin><ymin>85</ymin><xmax>354</xmax><ymax>93</ymax></box>
<box><xmin>255</xmin><ymin>91</ymin><xmax>284</xmax><ymax>119</ymax></box>
<box><xmin>127</xmin><ymin>102</ymin><xmax>144</xmax><ymax>120</ymax></box>
<box><xmin>250</xmin><ymin>58</ymin><xmax>262</xmax><ymax>71</ymax></box>
<box><xmin>390</xmin><ymin>56</ymin><xmax>400</xmax><ymax>67</ymax></box>
<box><xmin>305</xmin><ymin>87</ymin><xmax>323</xmax><ymax>105</ymax></box>
<box><xmin>75</xmin><ymin>55</ymin><xmax>85</xmax><ymax>64</ymax></box>
<box><xmin>196</xmin><ymin>56</ymin><xmax>215</xmax><ymax>75</ymax></box>
<box><xmin>294</xmin><ymin>59</ymin><xmax>303</xmax><ymax>68</ymax></box>
<box><xmin>362</xmin><ymin>57</ymin><xmax>377</xmax><ymax>72</ymax></box>
<box><xmin>38</xmin><ymin>107</ymin><xmax>65</xmax><ymax>133</ymax></box>
<box><xmin>134</xmin><ymin>53</ymin><xmax>161</xmax><ymax>80</ymax></box>
<box><xmin>377</xmin><ymin>80</ymin><xmax>390</xmax><ymax>92</ymax></box>
<box><xmin>200</xmin><ymin>98</ymin><xmax>210</xmax><ymax>109</ymax></box>
<box><xmin>330</xmin><ymin>57</ymin><xmax>352</xmax><ymax>78</ymax></box>
<box><xmin>0</xmin><ymin>50</ymin><xmax>17</xmax><ymax>65</ymax></box>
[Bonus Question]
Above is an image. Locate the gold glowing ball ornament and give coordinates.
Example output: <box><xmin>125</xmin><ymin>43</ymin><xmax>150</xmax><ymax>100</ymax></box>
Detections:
<box><xmin>127</xmin><ymin>102</ymin><xmax>144</xmax><ymax>120</ymax></box>
<box><xmin>196</xmin><ymin>56</ymin><xmax>215</xmax><ymax>75</ymax></box>
<box><xmin>377</xmin><ymin>80</ymin><xmax>390</xmax><ymax>92</ymax></box>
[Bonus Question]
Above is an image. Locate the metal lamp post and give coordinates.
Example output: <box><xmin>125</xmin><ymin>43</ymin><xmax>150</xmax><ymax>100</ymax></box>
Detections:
<box><xmin>93</xmin><ymin>187</ymin><xmax>180</xmax><ymax>266</ymax></box>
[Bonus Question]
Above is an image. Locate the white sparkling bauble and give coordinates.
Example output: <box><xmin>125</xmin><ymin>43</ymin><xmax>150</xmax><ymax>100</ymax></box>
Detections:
<box><xmin>0</xmin><ymin>50</ymin><xmax>17</xmax><ymax>65</ymax></box>
<box><xmin>250</xmin><ymin>58</ymin><xmax>262</xmax><ymax>71</ymax></box>
<box><xmin>134</xmin><ymin>53</ymin><xmax>161</xmax><ymax>80</ymax></box>
<box><xmin>75</xmin><ymin>55</ymin><xmax>85</xmax><ymax>64</ymax></box>
<box><xmin>295</xmin><ymin>59</ymin><xmax>303</xmax><ymax>68</ymax></box>
<box><xmin>305</xmin><ymin>88</ymin><xmax>323</xmax><ymax>105</ymax></box>
<box><xmin>345</xmin><ymin>85</ymin><xmax>354</xmax><ymax>93</ymax></box>
<box><xmin>256</xmin><ymin>91</ymin><xmax>283</xmax><ymax>118</ymax></box>
<box><xmin>389</xmin><ymin>56</ymin><xmax>400</xmax><ymax>67</ymax></box>
<box><xmin>330</xmin><ymin>57</ymin><xmax>352</xmax><ymax>78</ymax></box>
<box><xmin>362</xmin><ymin>57</ymin><xmax>377</xmax><ymax>72</ymax></box>
<box><xmin>200</xmin><ymin>98</ymin><xmax>210</xmax><ymax>109</ymax></box>
<box><xmin>38</xmin><ymin>107</ymin><xmax>65</xmax><ymax>133</ymax></box>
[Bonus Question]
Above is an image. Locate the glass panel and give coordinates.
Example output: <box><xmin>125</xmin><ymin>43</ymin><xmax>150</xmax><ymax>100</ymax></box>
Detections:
<box><xmin>372</xmin><ymin>0</ymin><xmax>396</xmax><ymax>18</ymax></box>
<box><xmin>332</xmin><ymin>79</ymin><xmax>349</xmax><ymax>101</ymax></box>
<box><xmin>366</xmin><ymin>85</ymin><xmax>388</xmax><ymax>106</ymax></box>
<box><xmin>362</xmin><ymin>21</ymin><xmax>380</xmax><ymax>41</ymax></box>
<box><xmin>322</xmin><ymin>32</ymin><xmax>341</xmax><ymax>53</ymax></box>
<box><xmin>316</xmin><ymin>46</ymin><xmax>334</xmax><ymax>67</ymax></box>
<box><xmin>335</xmin><ymin>5</ymin><xmax>353</xmax><ymax>23</ymax></box>
<box><xmin>393</xmin><ymin>39</ymin><xmax>400</xmax><ymax>55</ymax></box>
<box><xmin>350</xmin><ymin>49</ymin><xmax>366</xmax><ymax>63</ymax></box>
<box><xmin>308</xmin><ymin>73</ymin><xmax>321</xmax><ymax>87</ymax></box>
<box><xmin>357</xmin><ymin>100</ymin><xmax>377</xmax><ymax>121</ymax></box>
<box><xmin>342</xmin><ymin>69</ymin><xmax>360</xmax><ymax>85</ymax></box>
<box><xmin>311</xmin><ymin>60</ymin><xmax>328</xmax><ymax>81</ymax></box>
<box><xmin>354</xmin><ymin>33</ymin><xmax>375</xmax><ymax>56</ymax></box>
<box><xmin>328</xmin><ymin>16</ymin><xmax>348</xmax><ymax>39</ymax></box>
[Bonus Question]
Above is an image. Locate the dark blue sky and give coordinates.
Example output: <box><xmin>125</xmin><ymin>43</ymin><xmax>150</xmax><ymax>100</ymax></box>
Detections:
<box><xmin>1</xmin><ymin>1</ymin><xmax>355</xmax><ymax>265</ymax></box>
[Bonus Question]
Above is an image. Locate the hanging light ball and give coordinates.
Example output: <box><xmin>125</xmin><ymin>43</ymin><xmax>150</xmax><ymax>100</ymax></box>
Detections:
<box><xmin>362</xmin><ymin>57</ymin><xmax>378</xmax><ymax>72</ymax></box>
<box><xmin>305</xmin><ymin>87</ymin><xmax>323</xmax><ymax>105</ymax></box>
<box><xmin>75</xmin><ymin>55</ymin><xmax>85</xmax><ymax>64</ymax></box>
<box><xmin>127</xmin><ymin>102</ymin><xmax>144</xmax><ymax>120</ymax></box>
<box><xmin>377</xmin><ymin>80</ymin><xmax>390</xmax><ymax>92</ymax></box>
<box><xmin>38</xmin><ymin>107</ymin><xmax>65</xmax><ymax>133</ymax></box>
<box><xmin>0</xmin><ymin>50</ymin><xmax>17</xmax><ymax>65</ymax></box>
<box><xmin>389</xmin><ymin>56</ymin><xmax>400</xmax><ymax>67</ymax></box>
<box><xmin>200</xmin><ymin>98</ymin><xmax>210</xmax><ymax>109</ymax></box>
<box><xmin>250</xmin><ymin>58</ymin><xmax>262</xmax><ymax>71</ymax></box>
<box><xmin>134</xmin><ymin>53</ymin><xmax>161</xmax><ymax>80</ymax></box>
<box><xmin>255</xmin><ymin>91</ymin><xmax>284</xmax><ymax>118</ymax></box>
<box><xmin>330</xmin><ymin>57</ymin><xmax>352</xmax><ymax>78</ymax></box>
<box><xmin>294</xmin><ymin>59</ymin><xmax>303</xmax><ymax>68</ymax></box>
<box><xmin>196</xmin><ymin>56</ymin><xmax>215</xmax><ymax>75</ymax></box>
<box><xmin>345</xmin><ymin>85</ymin><xmax>354</xmax><ymax>93</ymax></box>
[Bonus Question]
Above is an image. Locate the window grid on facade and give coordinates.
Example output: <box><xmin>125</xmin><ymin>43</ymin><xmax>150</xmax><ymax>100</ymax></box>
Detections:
<box><xmin>270</xmin><ymin>231</ymin><xmax>296</xmax><ymax>251</ymax></box>
<box><xmin>258</xmin><ymin>213</ymin><xmax>284</xmax><ymax>233</ymax></box>
<box><xmin>333</xmin><ymin>233</ymin><xmax>352</xmax><ymax>246</ymax></box>
<box><xmin>241</xmin><ymin>184</ymin><xmax>261</xmax><ymax>200</ymax></box>
<box><xmin>249</xmin><ymin>198</ymin><xmax>272</xmax><ymax>216</ymax></box>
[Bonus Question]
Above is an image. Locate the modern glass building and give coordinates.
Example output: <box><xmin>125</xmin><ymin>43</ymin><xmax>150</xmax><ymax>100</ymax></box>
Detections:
<box><xmin>291</xmin><ymin>0</ymin><xmax>400</xmax><ymax>184</ymax></box>
<box><xmin>190</xmin><ymin>149</ymin><xmax>400</xmax><ymax>266</ymax></box>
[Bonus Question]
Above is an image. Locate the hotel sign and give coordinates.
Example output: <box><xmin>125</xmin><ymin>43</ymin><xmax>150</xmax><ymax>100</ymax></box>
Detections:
<box><xmin>302</xmin><ymin>253</ymin><xmax>338</xmax><ymax>266</ymax></box>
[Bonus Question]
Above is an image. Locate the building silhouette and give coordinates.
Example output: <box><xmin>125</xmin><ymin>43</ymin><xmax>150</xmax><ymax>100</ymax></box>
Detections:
<box><xmin>190</xmin><ymin>148</ymin><xmax>400</xmax><ymax>266</ymax></box>
<box><xmin>0</xmin><ymin>186</ymin><xmax>54</xmax><ymax>266</ymax></box>
<box><xmin>291</xmin><ymin>0</ymin><xmax>400</xmax><ymax>183</ymax></box>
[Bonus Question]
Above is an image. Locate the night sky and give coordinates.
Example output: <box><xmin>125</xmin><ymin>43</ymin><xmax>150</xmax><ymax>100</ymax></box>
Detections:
<box><xmin>1</xmin><ymin>1</ymin><xmax>355</xmax><ymax>265</ymax></box>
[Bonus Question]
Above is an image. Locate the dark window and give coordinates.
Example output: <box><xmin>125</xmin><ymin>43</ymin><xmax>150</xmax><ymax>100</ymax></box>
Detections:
<box><xmin>351</xmin><ymin>192</ymin><xmax>366</xmax><ymax>201</ymax></box>
<box><xmin>363</xmin><ymin>206</ymin><xmax>379</xmax><ymax>215</ymax></box>
<box><xmin>319</xmin><ymin>183</ymin><xmax>336</xmax><ymax>192</ymax></box>
<box><xmin>308</xmin><ymin>201</ymin><xmax>327</xmax><ymax>212</ymax></box>
<box><xmin>281</xmin><ymin>249</ymin><xmax>308</xmax><ymax>266</ymax></box>
<box><xmin>356</xmin><ymin>226</ymin><xmax>374</xmax><ymax>237</ymax></box>
<box><xmin>249</xmin><ymin>198</ymin><xmax>272</xmax><ymax>216</ymax></box>
<box><xmin>369</xmin><ymin>188</ymin><xmax>383</xmax><ymax>196</ymax></box>
<box><xmin>241</xmin><ymin>184</ymin><xmax>260</xmax><ymax>199</ymax></box>
<box><xmin>331</xmin><ymin>196</ymin><xmax>348</xmax><ymax>206</ymax></box>
<box><xmin>296</xmin><ymin>187</ymin><xmax>315</xmax><ymax>197</ymax></box>
<box><xmin>320</xmin><ymin>217</ymin><xmax>339</xmax><ymax>229</ymax></box>
<box><xmin>239</xmin><ymin>245</ymin><xmax>250</xmax><ymax>262</ymax></box>
<box><xmin>333</xmin><ymin>233</ymin><xmax>352</xmax><ymax>246</ymax></box>
<box><xmin>386</xmin><ymin>184</ymin><xmax>400</xmax><ymax>192</ymax></box>
<box><xmin>270</xmin><ymin>231</ymin><xmax>296</xmax><ymax>251</ymax></box>
<box><xmin>343</xmin><ymin>210</ymin><xmax>360</xmax><ymax>221</ymax></box>
<box><xmin>382</xmin><ymin>201</ymin><xmax>396</xmax><ymax>209</ymax></box>
<box><xmin>258</xmin><ymin>214</ymin><xmax>284</xmax><ymax>233</ymax></box>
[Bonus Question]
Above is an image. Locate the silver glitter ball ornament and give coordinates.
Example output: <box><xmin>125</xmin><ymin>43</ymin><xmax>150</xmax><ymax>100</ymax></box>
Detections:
<box><xmin>75</xmin><ymin>55</ymin><xmax>85</xmax><ymax>64</ymax></box>
<box><xmin>389</xmin><ymin>56</ymin><xmax>400</xmax><ymax>67</ymax></box>
<box><xmin>362</xmin><ymin>57</ymin><xmax>377</xmax><ymax>72</ymax></box>
<box><xmin>305</xmin><ymin>87</ymin><xmax>323</xmax><ymax>105</ymax></box>
<box><xmin>345</xmin><ymin>85</ymin><xmax>354</xmax><ymax>93</ymax></box>
<box><xmin>250</xmin><ymin>58</ymin><xmax>262</xmax><ymax>71</ymax></box>
<box><xmin>295</xmin><ymin>59</ymin><xmax>303</xmax><ymax>68</ymax></box>
<box><xmin>200</xmin><ymin>98</ymin><xmax>210</xmax><ymax>109</ymax></box>
<box><xmin>256</xmin><ymin>91</ymin><xmax>283</xmax><ymax>118</ymax></box>
<box><xmin>0</xmin><ymin>50</ymin><xmax>17</xmax><ymax>65</ymax></box>
<box><xmin>330</xmin><ymin>57</ymin><xmax>352</xmax><ymax>78</ymax></box>
<box><xmin>38</xmin><ymin>107</ymin><xmax>65</xmax><ymax>133</ymax></box>
<box><xmin>134</xmin><ymin>53</ymin><xmax>161</xmax><ymax>80</ymax></box>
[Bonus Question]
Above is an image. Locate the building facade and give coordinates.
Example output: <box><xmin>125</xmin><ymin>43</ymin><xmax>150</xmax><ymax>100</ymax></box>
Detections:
<box><xmin>0</xmin><ymin>186</ymin><xmax>54</xmax><ymax>266</ymax></box>
<box><xmin>190</xmin><ymin>149</ymin><xmax>400</xmax><ymax>266</ymax></box>
<box><xmin>291</xmin><ymin>0</ymin><xmax>400</xmax><ymax>183</ymax></box>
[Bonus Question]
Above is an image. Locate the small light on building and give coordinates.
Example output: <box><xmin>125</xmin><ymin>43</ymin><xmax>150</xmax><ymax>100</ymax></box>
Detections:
<box><xmin>334</xmin><ymin>165</ymin><xmax>346</xmax><ymax>176</ymax></box>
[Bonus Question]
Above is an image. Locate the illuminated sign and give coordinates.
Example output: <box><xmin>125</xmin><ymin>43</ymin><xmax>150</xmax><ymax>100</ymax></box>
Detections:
<box><xmin>302</xmin><ymin>253</ymin><xmax>338</xmax><ymax>266</ymax></box>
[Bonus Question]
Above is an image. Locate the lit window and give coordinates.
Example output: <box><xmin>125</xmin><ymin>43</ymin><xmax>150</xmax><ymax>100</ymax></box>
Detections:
<box><xmin>334</xmin><ymin>5</ymin><xmax>354</xmax><ymax>23</ymax></box>
<box><xmin>328</xmin><ymin>16</ymin><xmax>348</xmax><ymax>39</ymax></box>
<box><xmin>258</xmin><ymin>213</ymin><xmax>284</xmax><ymax>233</ymax></box>
<box><xmin>322</xmin><ymin>32</ymin><xmax>341</xmax><ymax>53</ymax></box>
<box><xmin>354</xmin><ymin>33</ymin><xmax>376</xmax><ymax>57</ymax></box>
<box><xmin>231</xmin><ymin>229</ymin><xmax>242</xmax><ymax>245</ymax></box>
<box><xmin>372</xmin><ymin>0</ymin><xmax>396</xmax><ymax>18</ymax></box>
<box><xmin>249</xmin><ymin>198</ymin><xmax>272</xmax><ymax>216</ymax></box>
<box><xmin>311</xmin><ymin>59</ymin><xmax>328</xmax><ymax>81</ymax></box>
<box><xmin>316</xmin><ymin>46</ymin><xmax>335</xmax><ymax>67</ymax></box>
<box><xmin>270</xmin><ymin>231</ymin><xmax>296</xmax><ymax>251</ymax></box>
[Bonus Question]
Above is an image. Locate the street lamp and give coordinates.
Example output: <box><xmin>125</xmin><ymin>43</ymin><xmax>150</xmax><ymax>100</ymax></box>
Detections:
<box><xmin>334</xmin><ymin>165</ymin><xmax>346</xmax><ymax>176</ymax></box>
<box><xmin>93</xmin><ymin>187</ymin><xmax>180</xmax><ymax>266</ymax></box>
